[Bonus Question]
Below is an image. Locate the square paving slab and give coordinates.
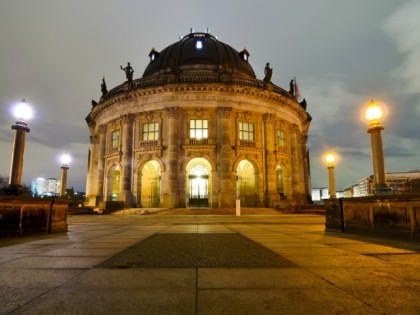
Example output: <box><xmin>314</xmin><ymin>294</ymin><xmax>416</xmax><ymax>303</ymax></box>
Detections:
<box><xmin>97</xmin><ymin>233</ymin><xmax>296</xmax><ymax>268</ymax></box>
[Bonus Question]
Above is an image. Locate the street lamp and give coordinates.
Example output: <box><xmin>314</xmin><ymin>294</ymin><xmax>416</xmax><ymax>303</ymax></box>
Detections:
<box><xmin>7</xmin><ymin>99</ymin><xmax>33</xmax><ymax>194</ymax></box>
<box><xmin>60</xmin><ymin>153</ymin><xmax>71</xmax><ymax>197</ymax></box>
<box><xmin>364</xmin><ymin>99</ymin><xmax>391</xmax><ymax>195</ymax></box>
<box><xmin>325</xmin><ymin>152</ymin><xmax>336</xmax><ymax>198</ymax></box>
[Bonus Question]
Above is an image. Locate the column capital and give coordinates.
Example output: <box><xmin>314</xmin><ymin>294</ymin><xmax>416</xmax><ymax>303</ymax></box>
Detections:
<box><xmin>165</xmin><ymin>107</ymin><xmax>179</xmax><ymax>119</ymax></box>
<box><xmin>262</xmin><ymin>113</ymin><xmax>275</xmax><ymax>123</ymax></box>
<box><xmin>217</xmin><ymin>107</ymin><xmax>232</xmax><ymax>119</ymax></box>
<box><xmin>90</xmin><ymin>135</ymin><xmax>99</xmax><ymax>144</ymax></box>
<box><xmin>11</xmin><ymin>122</ymin><xmax>30</xmax><ymax>133</ymax></box>
<box><xmin>289</xmin><ymin>124</ymin><xmax>299</xmax><ymax>134</ymax></box>
<box><xmin>98</xmin><ymin>124</ymin><xmax>107</xmax><ymax>134</ymax></box>
<box><xmin>367</xmin><ymin>122</ymin><xmax>384</xmax><ymax>133</ymax></box>
<box><xmin>120</xmin><ymin>113</ymin><xmax>135</xmax><ymax>124</ymax></box>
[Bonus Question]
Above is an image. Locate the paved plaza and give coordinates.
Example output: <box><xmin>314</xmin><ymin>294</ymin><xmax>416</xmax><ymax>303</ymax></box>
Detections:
<box><xmin>1</xmin><ymin>212</ymin><xmax>420</xmax><ymax>314</ymax></box>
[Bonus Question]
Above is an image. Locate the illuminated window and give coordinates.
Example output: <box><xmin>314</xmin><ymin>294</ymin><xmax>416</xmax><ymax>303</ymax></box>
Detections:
<box><xmin>111</xmin><ymin>130</ymin><xmax>120</xmax><ymax>148</ymax></box>
<box><xmin>239</xmin><ymin>48</ymin><xmax>249</xmax><ymax>62</ymax></box>
<box><xmin>190</xmin><ymin>120</ymin><xmax>208</xmax><ymax>139</ymax></box>
<box><xmin>276</xmin><ymin>130</ymin><xmax>285</xmax><ymax>146</ymax></box>
<box><xmin>143</xmin><ymin>122</ymin><xmax>159</xmax><ymax>141</ymax></box>
<box><xmin>149</xmin><ymin>48</ymin><xmax>159</xmax><ymax>63</ymax></box>
<box><xmin>239</xmin><ymin>122</ymin><xmax>254</xmax><ymax>141</ymax></box>
<box><xmin>196</xmin><ymin>40</ymin><xmax>203</xmax><ymax>50</ymax></box>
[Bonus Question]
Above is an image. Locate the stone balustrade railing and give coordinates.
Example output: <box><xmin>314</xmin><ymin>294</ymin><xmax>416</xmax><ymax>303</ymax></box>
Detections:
<box><xmin>325</xmin><ymin>195</ymin><xmax>420</xmax><ymax>240</ymax></box>
<box><xmin>0</xmin><ymin>196</ymin><xmax>68</xmax><ymax>236</ymax></box>
<box><xmin>101</xmin><ymin>73</ymin><xmax>294</xmax><ymax>102</ymax></box>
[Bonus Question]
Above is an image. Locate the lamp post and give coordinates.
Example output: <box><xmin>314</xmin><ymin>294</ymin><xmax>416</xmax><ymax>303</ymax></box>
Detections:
<box><xmin>365</xmin><ymin>100</ymin><xmax>391</xmax><ymax>195</ymax></box>
<box><xmin>60</xmin><ymin>153</ymin><xmax>71</xmax><ymax>197</ymax></box>
<box><xmin>325</xmin><ymin>152</ymin><xmax>336</xmax><ymax>199</ymax></box>
<box><xmin>7</xmin><ymin>99</ymin><xmax>33</xmax><ymax>194</ymax></box>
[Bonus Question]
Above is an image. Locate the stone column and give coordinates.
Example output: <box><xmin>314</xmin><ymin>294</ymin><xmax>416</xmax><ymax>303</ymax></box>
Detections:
<box><xmin>301</xmin><ymin>134</ymin><xmax>311</xmax><ymax>201</ymax></box>
<box><xmin>85</xmin><ymin>134</ymin><xmax>99</xmax><ymax>205</ymax></box>
<box><xmin>263</xmin><ymin>113</ymin><xmax>279</xmax><ymax>207</ymax></box>
<box><xmin>162</xmin><ymin>107</ymin><xmax>180</xmax><ymax>207</ymax></box>
<box><xmin>9</xmin><ymin>122</ymin><xmax>30</xmax><ymax>188</ymax></box>
<box><xmin>368</xmin><ymin>123</ymin><xmax>391</xmax><ymax>194</ymax></box>
<box><xmin>289</xmin><ymin>124</ymin><xmax>300</xmax><ymax>195</ymax></box>
<box><xmin>218</xmin><ymin>107</ymin><xmax>235</xmax><ymax>207</ymax></box>
<box><xmin>60</xmin><ymin>165</ymin><xmax>69</xmax><ymax>197</ymax></box>
<box><xmin>118</xmin><ymin>114</ymin><xmax>135</xmax><ymax>206</ymax></box>
<box><xmin>96</xmin><ymin>124</ymin><xmax>107</xmax><ymax>201</ymax></box>
<box><xmin>327</xmin><ymin>165</ymin><xmax>336</xmax><ymax>198</ymax></box>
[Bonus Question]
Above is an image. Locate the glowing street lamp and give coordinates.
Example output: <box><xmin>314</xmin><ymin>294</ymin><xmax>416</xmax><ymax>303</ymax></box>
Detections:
<box><xmin>324</xmin><ymin>152</ymin><xmax>336</xmax><ymax>198</ymax></box>
<box><xmin>60</xmin><ymin>153</ymin><xmax>71</xmax><ymax>197</ymax></box>
<box><xmin>8</xmin><ymin>99</ymin><xmax>32</xmax><ymax>192</ymax></box>
<box><xmin>365</xmin><ymin>100</ymin><xmax>391</xmax><ymax>194</ymax></box>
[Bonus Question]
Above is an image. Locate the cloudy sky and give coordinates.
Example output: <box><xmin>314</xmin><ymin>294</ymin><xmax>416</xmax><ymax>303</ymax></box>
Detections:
<box><xmin>1</xmin><ymin>0</ymin><xmax>420</xmax><ymax>192</ymax></box>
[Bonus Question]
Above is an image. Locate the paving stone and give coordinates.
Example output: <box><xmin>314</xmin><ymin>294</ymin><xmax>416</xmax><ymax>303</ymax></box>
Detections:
<box><xmin>97</xmin><ymin>233</ymin><xmax>296</xmax><ymax>268</ymax></box>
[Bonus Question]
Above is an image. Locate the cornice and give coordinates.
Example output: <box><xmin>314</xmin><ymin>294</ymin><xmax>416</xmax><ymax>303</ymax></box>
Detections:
<box><xmin>90</xmin><ymin>82</ymin><xmax>308</xmax><ymax>122</ymax></box>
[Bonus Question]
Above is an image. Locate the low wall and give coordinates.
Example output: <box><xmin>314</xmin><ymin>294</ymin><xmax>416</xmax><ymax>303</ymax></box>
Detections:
<box><xmin>325</xmin><ymin>195</ymin><xmax>420</xmax><ymax>240</ymax></box>
<box><xmin>0</xmin><ymin>196</ymin><xmax>68</xmax><ymax>236</ymax></box>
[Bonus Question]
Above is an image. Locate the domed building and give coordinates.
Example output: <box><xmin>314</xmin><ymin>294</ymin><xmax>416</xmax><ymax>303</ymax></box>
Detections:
<box><xmin>85</xmin><ymin>32</ymin><xmax>312</xmax><ymax>209</ymax></box>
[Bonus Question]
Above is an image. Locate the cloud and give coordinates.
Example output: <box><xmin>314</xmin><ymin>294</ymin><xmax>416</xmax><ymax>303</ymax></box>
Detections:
<box><xmin>384</xmin><ymin>0</ymin><xmax>420</xmax><ymax>96</ymax></box>
<box><xmin>302</xmin><ymin>74</ymin><xmax>364</xmax><ymax>131</ymax></box>
<box><xmin>384</xmin><ymin>133</ymin><xmax>420</xmax><ymax>157</ymax></box>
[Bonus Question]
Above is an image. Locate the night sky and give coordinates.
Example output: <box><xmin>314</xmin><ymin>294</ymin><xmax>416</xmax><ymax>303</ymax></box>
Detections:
<box><xmin>1</xmin><ymin>0</ymin><xmax>419</xmax><ymax>192</ymax></box>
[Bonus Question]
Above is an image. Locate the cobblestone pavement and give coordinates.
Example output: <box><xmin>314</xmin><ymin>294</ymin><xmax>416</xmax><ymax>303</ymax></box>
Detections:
<box><xmin>1</xmin><ymin>213</ymin><xmax>420</xmax><ymax>314</ymax></box>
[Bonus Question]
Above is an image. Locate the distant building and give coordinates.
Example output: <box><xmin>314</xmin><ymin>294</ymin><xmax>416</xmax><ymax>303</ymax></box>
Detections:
<box><xmin>311</xmin><ymin>187</ymin><xmax>344</xmax><ymax>203</ymax></box>
<box><xmin>344</xmin><ymin>171</ymin><xmax>420</xmax><ymax>197</ymax></box>
<box><xmin>311</xmin><ymin>187</ymin><xmax>329</xmax><ymax>202</ymax></box>
<box><xmin>31</xmin><ymin>177</ymin><xmax>60</xmax><ymax>196</ymax></box>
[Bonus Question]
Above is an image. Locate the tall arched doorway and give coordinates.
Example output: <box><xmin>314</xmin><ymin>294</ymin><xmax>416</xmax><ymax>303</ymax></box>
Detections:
<box><xmin>185</xmin><ymin>158</ymin><xmax>212</xmax><ymax>208</ymax></box>
<box><xmin>107</xmin><ymin>165</ymin><xmax>120</xmax><ymax>201</ymax></box>
<box><xmin>276</xmin><ymin>165</ymin><xmax>285</xmax><ymax>199</ymax></box>
<box><xmin>237</xmin><ymin>160</ymin><xmax>258</xmax><ymax>207</ymax></box>
<box><xmin>139</xmin><ymin>160</ymin><xmax>161</xmax><ymax>207</ymax></box>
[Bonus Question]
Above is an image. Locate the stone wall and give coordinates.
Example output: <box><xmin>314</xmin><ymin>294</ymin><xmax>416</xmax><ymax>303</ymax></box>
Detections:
<box><xmin>0</xmin><ymin>196</ymin><xmax>68</xmax><ymax>236</ymax></box>
<box><xmin>325</xmin><ymin>195</ymin><xmax>420</xmax><ymax>240</ymax></box>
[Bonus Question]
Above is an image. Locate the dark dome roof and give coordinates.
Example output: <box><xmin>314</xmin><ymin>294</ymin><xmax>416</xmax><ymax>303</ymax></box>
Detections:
<box><xmin>143</xmin><ymin>32</ymin><xmax>256</xmax><ymax>79</ymax></box>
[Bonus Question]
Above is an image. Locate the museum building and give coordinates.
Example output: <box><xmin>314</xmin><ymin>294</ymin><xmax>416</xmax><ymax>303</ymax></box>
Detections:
<box><xmin>85</xmin><ymin>31</ymin><xmax>312</xmax><ymax>209</ymax></box>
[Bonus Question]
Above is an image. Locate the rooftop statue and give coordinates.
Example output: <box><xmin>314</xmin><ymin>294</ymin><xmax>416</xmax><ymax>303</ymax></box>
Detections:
<box><xmin>120</xmin><ymin>62</ymin><xmax>134</xmax><ymax>82</ymax></box>
<box><xmin>101</xmin><ymin>76</ymin><xmax>108</xmax><ymax>97</ymax></box>
<box><xmin>289</xmin><ymin>79</ymin><xmax>295</xmax><ymax>96</ymax></box>
<box><xmin>263</xmin><ymin>63</ymin><xmax>272</xmax><ymax>83</ymax></box>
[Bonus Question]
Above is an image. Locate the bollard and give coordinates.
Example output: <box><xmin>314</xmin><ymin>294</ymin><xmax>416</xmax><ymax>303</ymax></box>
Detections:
<box><xmin>236</xmin><ymin>199</ymin><xmax>241</xmax><ymax>216</ymax></box>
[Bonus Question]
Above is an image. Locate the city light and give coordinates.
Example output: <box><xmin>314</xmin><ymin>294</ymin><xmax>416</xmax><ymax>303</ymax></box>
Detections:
<box><xmin>60</xmin><ymin>153</ymin><xmax>72</xmax><ymax>166</ymax></box>
<box><xmin>365</xmin><ymin>99</ymin><xmax>383</xmax><ymax>122</ymax></box>
<box><xmin>325</xmin><ymin>152</ymin><xmax>336</xmax><ymax>167</ymax></box>
<box><xmin>364</xmin><ymin>99</ymin><xmax>391</xmax><ymax>194</ymax></box>
<box><xmin>13</xmin><ymin>99</ymin><xmax>33</xmax><ymax>122</ymax></box>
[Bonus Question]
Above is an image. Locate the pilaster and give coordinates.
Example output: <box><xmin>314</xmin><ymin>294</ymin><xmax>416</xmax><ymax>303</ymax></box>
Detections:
<box><xmin>217</xmin><ymin>107</ymin><xmax>235</xmax><ymax>207</ymax></box>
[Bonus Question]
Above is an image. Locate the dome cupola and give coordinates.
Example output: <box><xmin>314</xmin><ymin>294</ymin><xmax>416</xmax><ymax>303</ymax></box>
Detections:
<box><xmin>143</xmin><ymin>32</ymin><xmax>256</xmax><ymax>79</ymax></box>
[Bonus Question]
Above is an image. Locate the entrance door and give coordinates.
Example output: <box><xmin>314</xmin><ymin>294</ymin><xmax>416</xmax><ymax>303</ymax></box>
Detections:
<box><xmin>107</xmin><ymin>166</ymin><xmax>120</xmax><ymax>201</ymax></box>
<box><xmin>139</xmin><ymin>161</ymin><xmax>161</xmax><ymax>207</ymax></box>
<box><xmin>236</xmin><ymin>160</ymin><xmax>258</xmax><ymax>207</ymax></box>
<box><xmin>189</xmin><ymin>165</ymin><xmax>209</xmax><ymax>207</ymax></box>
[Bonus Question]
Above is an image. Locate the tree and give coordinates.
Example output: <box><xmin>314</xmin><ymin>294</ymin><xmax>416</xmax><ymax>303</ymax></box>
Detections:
<box><xmin>0</xmin><ymin>175</ymin><xmax>9</xmax><ymax>188</ymax></box>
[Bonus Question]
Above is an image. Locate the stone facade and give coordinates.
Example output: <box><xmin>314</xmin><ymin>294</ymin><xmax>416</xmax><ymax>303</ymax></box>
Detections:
<box><xmin>85</xmin><ymin>32</ymin><xmax>311</xmax><ymax>209</ymax></box>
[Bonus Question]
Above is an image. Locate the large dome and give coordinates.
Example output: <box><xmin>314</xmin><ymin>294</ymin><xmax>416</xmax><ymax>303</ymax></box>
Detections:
<box><xmin>143</xmin><ymin>32</ymin><xmax>256</xmax><ymax>78</ymax></box>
